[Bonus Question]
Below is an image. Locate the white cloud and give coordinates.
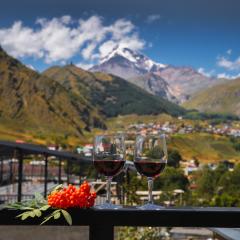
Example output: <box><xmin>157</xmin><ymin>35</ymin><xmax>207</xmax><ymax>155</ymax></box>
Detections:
<box><xmin>76</xmin><ymin>62</ymin><xmax>93</xmax><ymax>70</ymax></box>
<box><xmin>82</xmin><ymin>42</ymin><xmax>98</xmax><ymax>60</ymax></box>
<box><xmin>0</xmin><ymin>15</ymin><xmax>145</xmax><ymax>64</ymax></box>
<box><xmin>108</xmin><ymin>19</ymin><xmax>135</xmax><ymax>40</ymax></box>
<box><xmin>146</xmin><ymin>14</ymin><xmax>161</xmax><ymax>23</ymax></box>
<box><xmin>217</xmin><ymin>56</ymin><xmax>240</xmax><ymax>71</ymax></box>
<box><xmin>197</xmin><ymin>67</ymin><xmax>214</xmax><ymax>77</ymax></box>
<box><xmin>0</xmin><ymin>21</ymin><xmax>43</xmax><ymax>58</ymax></box>
<box><xmin>98</xmin><ymin>34</ymin><xmax>145</xmax><ymax>60</ymax></box>
<box><xmin>217</xmin><ymin>73</ymin><xmax>240</xmax><ymax>79</ymax></box>
<box><xmin>198</xmin><ymin>67</ymin><xmax>240</xmax><ymax>80</ymax></box>
<box><xmin>216</xmin><ymin>52</ymin><xmax>240</xmax><ymax>79</ymax></box>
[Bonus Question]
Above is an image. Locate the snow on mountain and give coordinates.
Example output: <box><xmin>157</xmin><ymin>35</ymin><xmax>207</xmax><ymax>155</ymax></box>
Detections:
<box><xmin>99</xmin><ymin>47</ymin><xmax>167</xmax><ymax>72</ymax></box>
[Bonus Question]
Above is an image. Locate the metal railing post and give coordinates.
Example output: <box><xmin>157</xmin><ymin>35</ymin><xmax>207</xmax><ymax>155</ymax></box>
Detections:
<box><xmin>67</xmin><ymin>159</ymin><xmax>70</xmax><ymax>185</ymax></box>
<box><xmin>58</xmin><ymin>159</ymin><xmax>62</xmax><ymax>184</ymax></box>
<box><xmin>17</xmin><ymin>150</ymin><xmax>23</xmax><ymax>202</ymax></box>
<box><xmin>44</xmin><ymin>154</ymin><xmax>48</xmax><ymax>198</ymax></box>
<box><xmin>0</xmin><ymin>158</ymin><xmax>3</xmax><ymax>184</ymax></box>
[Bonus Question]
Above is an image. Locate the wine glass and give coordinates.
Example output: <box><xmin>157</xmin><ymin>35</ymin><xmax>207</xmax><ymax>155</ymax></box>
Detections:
<box><xmin>93</xmin><ymin>134</ymin><xmax>125</xmax><ymax>209</ymax></box>
<box><xmin>134</xmin><ymin>134</ymin><xmax>167</xmax><ymax>210</ymax></box>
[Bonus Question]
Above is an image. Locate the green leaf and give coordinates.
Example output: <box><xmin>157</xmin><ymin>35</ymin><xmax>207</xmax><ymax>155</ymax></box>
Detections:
<box><xmin>16</xmin><ymin>213</ymin><xmax>25</xmax><ymax>218</ymax></box>
<box><xmin>21</xmin><ymin>213</ymin><xmax>30</xmax><ymax>221</ymax></box>
<box><xmin>39</xmin><ymin>205</ymin><xmax>50</xmax><ymax>211</ymax></box>
<box><xmin>53</xmin><ymin>211</ymin><xmax>61</xmax><ymax>220</ymax></box>
<box><xmin>17</xmin><ymin>211</ymin><xmax>32</xmax><ymax>220</ymax></box>
<box><xmin>6</xmin><ymin>203</ymin><xmax>34</xmax><ymax>210</ymax></box>
<box><xmin>33</xmin><ymin>209</ymin><xmax>42</xmax><ymax>217</ymax></box>
<box><xmin>61</xmin><ymin>209</ymin><xmax>72</xmax><ymax>225</ymax></box>
<box><xmin>19</xmin><ymin>207</ymin><xmax>34</xmax><ymax>210</ymax></box>
<box><xmin>40</xmin><ymin>215</ymin><xmax>53</xmax><ymax>225</ymax></box>
<box><xmin>34</xmin><ymin>192</ymin><xmax>44</xmax><ymax>201</ymax></box>
<box><xmin>16</xmin><ymin>210</ymin><xmax>35</xmax><ymax>220</ymax></box>
<box><xmin>29</xmin><ymin>211</ymin><xmax>36</xmax><ymax>218</ymax></box>
<box><xmin>5</xmin><ymin>203</ymin><xmax>22</xmax><ymax>209</ymax></box>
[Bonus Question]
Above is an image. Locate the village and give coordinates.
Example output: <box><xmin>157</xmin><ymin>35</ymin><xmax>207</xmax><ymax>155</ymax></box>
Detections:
<box><xmin>69</xmin><ymin>119</ymin><xmax>239</xmax><ymax>184</ymax></box>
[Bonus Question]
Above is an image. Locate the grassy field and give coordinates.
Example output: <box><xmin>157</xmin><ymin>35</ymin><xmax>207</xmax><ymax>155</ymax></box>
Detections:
<box><xmin>183</xmin><ymin>77</ymin><xmax>240</xmax><ymax>115</ymax></box>
<box><xmin>106</xmin><ymin>114</ymin><xmax>174</xmax><ymax>130</ymax></box>
<box><xmin>168</xmin><ymin>133</ymin><xmax>240</xmax><ymax>163</ymax></box>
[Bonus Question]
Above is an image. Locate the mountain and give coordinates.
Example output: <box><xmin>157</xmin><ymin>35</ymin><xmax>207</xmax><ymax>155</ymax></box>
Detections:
<box><xmin>128</xmin><ymin>72</ymin><xmax>177</xmax><ymax>102</ymax></box>
<box><xmin>156</xmin><ymin>66</ymin><xmax>220</xmax><ymax>102</ymax></box>
<box><xmin>43</xmin><ymin>65</ymin><xmax>185</xmax><ymax>117</ymax></box>
<box><xmin>90</xmin><ymin>47</ymin><xmax>220</xmax><ymax>103</ymax></box>
<box><xmin>183</xmin><ymin>77</ymin><xmax>240</xmax><ymax>115</ymax></box>
<box><xmin>90</xmin><ymin>47</ymin><xmax>167</xmax><ymax>79</ymax></box>
<box><xmin>0</xmin><ymin>46</ymin><xmax>106</xmax><ymax>138</ymax></box>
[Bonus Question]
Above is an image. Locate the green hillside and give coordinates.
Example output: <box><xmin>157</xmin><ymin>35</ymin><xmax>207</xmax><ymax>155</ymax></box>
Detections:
<box><xmin>169</xmin><ymin>133</ymin><xmax>240</xmax><ymax>163</ymax></box>
<box><xmin>0</xmin><ymin>47</ymin><xmax>184</xmax><ymax>145</ymax></box>
<box><xmin>0</xmin><ymin>46</ymin><xmax>106</xmax><ymax>141</ymax></box>
<box><xmin>43</xmin><ymin>65</ymin><xmax>185</xmax><ymax>118</ymax></box>
<box><xmin>183</xmin><ymin>78</ymin><xmax>240</xmax><ymax>116</ymax></box>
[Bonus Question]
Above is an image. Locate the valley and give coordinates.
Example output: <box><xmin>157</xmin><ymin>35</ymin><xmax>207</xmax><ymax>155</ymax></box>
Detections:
<box><xmin>0</xmin><ymin>45</ymin><xmax>239</xmax><ymax>164</ymax></box>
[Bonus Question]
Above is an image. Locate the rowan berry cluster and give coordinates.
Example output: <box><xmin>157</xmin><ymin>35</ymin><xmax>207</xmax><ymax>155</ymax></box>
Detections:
<box><xmin>48</xmin><ymin>181</ymin><xmax>97</xmax><ymax>209</ymax></box>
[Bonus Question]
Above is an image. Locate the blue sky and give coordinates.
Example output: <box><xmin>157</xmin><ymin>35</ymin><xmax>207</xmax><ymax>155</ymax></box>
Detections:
<box><xmin>0</xmin><ymin>0</ymin><xmax>240</xmax><ymax>78</ymax></box>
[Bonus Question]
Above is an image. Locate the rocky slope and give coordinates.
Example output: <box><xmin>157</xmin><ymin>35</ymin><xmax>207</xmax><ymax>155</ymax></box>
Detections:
<box><xmin>90</xmin><ymin>47</ymin><xmax>220</xmax><ymax>103</ymax></box>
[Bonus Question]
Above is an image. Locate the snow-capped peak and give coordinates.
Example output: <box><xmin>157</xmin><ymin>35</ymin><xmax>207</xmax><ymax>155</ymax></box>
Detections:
<box><xmin>100</xmin><ymin>46</ymin><xmax>167</xmax><ymax>71</ymax></box>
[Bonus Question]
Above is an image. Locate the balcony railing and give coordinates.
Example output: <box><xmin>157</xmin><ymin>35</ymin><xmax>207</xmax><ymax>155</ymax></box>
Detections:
<box><xmin>0</xmin><ymin>207</ymin><xmax>240</xmax><ymax>240</ymax></box>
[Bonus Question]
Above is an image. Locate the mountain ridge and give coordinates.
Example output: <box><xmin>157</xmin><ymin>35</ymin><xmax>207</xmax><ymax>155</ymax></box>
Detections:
<box><xmin>0</xmin><ymin>46</ymin><xmax>106</xmax><ymax>137</ymax></box>
<box><xmin>183</xmin><ymin>77</ymin><xmax>240</xmax><ymax>115</ymax></box>
<box><xmin>43</xmin><ymin>64</ymin><xmax>185</xmax><ymax>117</ymax></box>
<box><xmin>90</xmin><ymin>46</ymin><xmax>222</xmax><ymax>103</ymax></box>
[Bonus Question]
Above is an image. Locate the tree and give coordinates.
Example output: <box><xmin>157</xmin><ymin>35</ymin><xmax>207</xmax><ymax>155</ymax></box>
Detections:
<box><xmin>218</xmin><ymin>164</ymin><xmax>240</xmax><ymax>197</ymax></box>
<box><xmin>155</xmin><ymin>167</ymin><xmax>189</xmax><ymax>191</ymax></box>
<box><xmin>195</xmin><ymin>166</ymin><xmax>215</xmax><ymax>201</ymax></box>
<box><xmin>167</xmin><ymin>149</ymin><xmax>182</xmax><ymax>168</ymax></box>
<box><xmin>122</xmin><ymin>172</ymin><xmax>147</xmax><ymax>205</ymax></box>
<box><xmin>214</xmin><ymin>162</ymin><xmax>228</xmax><ymax>184</ymax></box>
<box><xmin>211</xmin><ymin>193</ymin><xmax>239</xmax><ymax>207</ymax></box>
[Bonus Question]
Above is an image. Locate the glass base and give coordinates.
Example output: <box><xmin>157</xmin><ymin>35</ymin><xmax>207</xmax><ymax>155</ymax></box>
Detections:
<box><xmin>94</xmin><ymin>203</ymin><xmax>123</xmax><ymax>210</ymax></box>
<box><xmin>137</xmin><ymin>203</ymin><xmax>164</xmax><ymax>210</ymax></box>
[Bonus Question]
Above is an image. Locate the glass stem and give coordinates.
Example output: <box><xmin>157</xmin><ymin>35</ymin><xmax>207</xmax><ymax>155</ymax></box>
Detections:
<box><xmin>106</xmin><ymin>177</ymin><xmax>112</xmax><ymax>204</ymax></box>
<box><xmin>148</xmin><ymin>177</ymin><xmax>154</xmax><ymax>204</ymax></box>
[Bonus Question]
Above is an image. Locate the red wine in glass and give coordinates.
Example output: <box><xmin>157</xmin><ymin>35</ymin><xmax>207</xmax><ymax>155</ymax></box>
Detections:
<box><xmin>134</xmin><ymin>160</ymin><xmax>166</xmax><ymax>178</ymax></box>
<box><xmin>134</xmin><ymin>134</ymin><xmax>168</xmax><ymax>210</ymax></box>
<box><xmin>94</xmin><ymin>160</ymin><xmax>125</xmax><ymax>176</ymax></box>
<box><xmin>93</xmin><ymin>134</ymin><xmax>125</xmax><ymax>209</ymax></box>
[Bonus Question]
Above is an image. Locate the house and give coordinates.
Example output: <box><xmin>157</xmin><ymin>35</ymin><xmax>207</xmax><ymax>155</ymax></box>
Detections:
<box><xmin>83</xmin><ymin>144</ymin><xmax>93</xmax><ymax>157</ymax></box>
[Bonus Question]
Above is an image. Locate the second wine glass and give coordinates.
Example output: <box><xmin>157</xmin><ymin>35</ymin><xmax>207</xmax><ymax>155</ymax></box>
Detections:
<box><xmin>93</xmin><ymin>134</ymin><xmax>125</xmax><ymax>209</ymax></box>
<box><xmin>134</xmin><ymin>134</ymin><xmax>167</xmax><ymax>210</ymax></box>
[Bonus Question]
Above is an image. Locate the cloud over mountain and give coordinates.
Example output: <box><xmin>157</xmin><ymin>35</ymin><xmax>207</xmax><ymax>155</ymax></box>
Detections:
<box><xmin>0</xmin><ymin>15</ymin><xmax>145</xmax><ymax>64</ymax></box>
<box><xmin>217</xmin><ymin>55</ymin><xmax>240</xmax><ymax>71</ymax></box>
